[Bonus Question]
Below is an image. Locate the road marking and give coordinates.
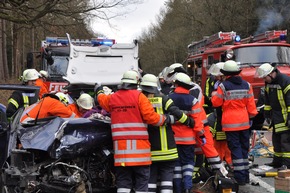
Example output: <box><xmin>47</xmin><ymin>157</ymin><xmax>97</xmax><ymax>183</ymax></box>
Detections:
<box><xmin>250</xmin><ymin>173</ymin><xmax>274</xmax><ymax>193</ymax></box>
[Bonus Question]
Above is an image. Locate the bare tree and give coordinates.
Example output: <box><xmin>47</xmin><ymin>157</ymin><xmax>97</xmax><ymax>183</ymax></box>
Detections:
<box><xmin>0</xmin><ymin>0</ymin><xmax>144</xmax><ymax>79</ymax></box>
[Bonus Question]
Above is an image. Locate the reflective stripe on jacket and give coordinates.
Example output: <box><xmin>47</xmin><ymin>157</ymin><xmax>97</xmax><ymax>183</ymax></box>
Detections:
<box><xmin>148</xmin><ymin>95</ymin><xmax>179</xmax><ymax>162</ymax></box>
<box><xmin>264</xmin><ymin>71</ymin><xmax>290</xmax><ymax>133</ymax></box>
<box><xmin>169</xmin><ymin>86</ymin><xmax>204</xmax><ymax>145</ymax></box>
<box><xmin>110</xmin><ymin>90</ymin><xmax>148</xmax><ymax>140</ymax></box>
<box><xmin>97</xmin><ymin>89</ymin><xmax>166</xmax><ymax>166</ymax></box>
<box><xmin>211</xmin><ymin>76</ymin><xmax>257</xmax><ymax>131</ymax></box>
<box><xmin>7</xmin><ymin>90</ymin><xmax>38</xmax><ymax>118</ymax></box>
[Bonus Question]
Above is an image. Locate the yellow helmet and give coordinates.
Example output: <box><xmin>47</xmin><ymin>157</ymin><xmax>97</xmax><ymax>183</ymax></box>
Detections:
<box><xmin>55</xmin><ymin>92</ymin><xmax>69</xmax><ymax>106</ymax></box>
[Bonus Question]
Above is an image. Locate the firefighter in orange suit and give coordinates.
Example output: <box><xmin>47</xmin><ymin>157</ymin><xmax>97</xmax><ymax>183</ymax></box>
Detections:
<box><xmin>68</xmin><ymin>93</ymin><xmax>94</xmax><ymax>117</ymax></box>
<box><xmin>35</xmin><ymin>70</ymin><xmax>49</xmax><ymax>99</ymax></box>
<box><xmin>95</xmin><ymin>70</ymin><xmax>169</xmax><ymax>193</ymax></box>
<box><xmin>20</xmin><ymin>93</ymin><xmax>77</xmax><ymax>123</ymax></box>
<box><xmin>207</xmin><ymin>112</ymin><xmax>232</xmax><ymax>166</ymax></box>
<box><xmin>164</xmin><ymin>63</ymin><xmax>223</xmax><ymax>180</ymax></box>
<box><xmin>140</xmin><ymin>74</ymin><xmax>194</xmax><ymax>193</ymax></box>
<box><xmin>211</xmin><ymin>60</ymin><xmax>258</xmax><ymax>185</ymax></box>
<box><xmin>168</xmin><ymin>73</ymin><xmax>205</xmax><ymax>193</ymax></box>
<box><xmin>206</xmin><ymin>62</ymin><xmax>232</xmax><ymax>166</ymax></box>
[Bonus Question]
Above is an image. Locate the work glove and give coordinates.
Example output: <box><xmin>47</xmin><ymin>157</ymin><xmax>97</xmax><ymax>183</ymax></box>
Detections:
<box><xmin>199</xmin><ymin>135</ymin><xmax>206</xmax><ymax>146</ymax></box>
<box><xmin>184</xmin><ymin>116</ymin><xmax>195</xmax><ymax>128</ymax></box>
<box><xmin>95</xmin><ymin>84</ymin><xmax>104</xmax><ymax>97</ymax></box>
<box><xmin>164</xmin><ymin>114</ymin><xmax>175</xmax><ymax>125</ymax></box>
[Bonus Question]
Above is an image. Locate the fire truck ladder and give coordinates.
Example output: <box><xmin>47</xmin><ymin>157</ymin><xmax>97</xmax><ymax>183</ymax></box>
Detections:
<box><xmin>240</xmin><ymin>30</ymin><xmax>287</xmax><ymax>43</ymax></box>
<box><xmin>188</xmin><ymin>31</ymin><xmax>236</xmax><ymax>55</ymax></box>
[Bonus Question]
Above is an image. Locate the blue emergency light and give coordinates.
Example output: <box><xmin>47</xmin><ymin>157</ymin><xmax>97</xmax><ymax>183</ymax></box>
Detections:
<box><xmin>234</xmin><ymin>35</ymin><xmax>241</xmax><ymax>43</ymax></box>
<box><xmin>91</xmin><ymin>39</ymin><xmax>115</xmax><ymax>46</ymax></box>
<box><xmin>46</xmin><ymin>37</ymin><xmax>68</xmax><ymax>46</ymax></box>
<box><xmin>279</xmin><ymin>34</ymin><xmax>287</xmax><ymax>42</ymax></box>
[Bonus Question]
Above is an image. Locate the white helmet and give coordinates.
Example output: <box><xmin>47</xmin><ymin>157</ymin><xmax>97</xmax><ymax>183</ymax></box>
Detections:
<box><xmin>22</xmin><ymin>69</ymin><xmax>39</xmax><ymax>82</ymax></box>
<box><xmin>76</xmin><ymin>93</ymin><xmax>94</xmax><ymax>110</ymax></box>
<box><xmin>164</xmin><ymin>63</ymin><xmax>186</xmax><ymax>83</ymax></box>
<box><xmin>208</xmin><ymin>62</ymin><xmax>225</xmax><ymax>76</ymax></box>
<box><xmin>174</xmin><ymin>73</ymin><xmax>193</xmax><ymax>88</ymax></box>
<box><xmin>39</xmin><ymin>70</ymin><xmax>48</xmax><ymax>78</ymax></box>
<box><xmin>55</xmin><ymin>92</ymin><xmax>69</xmax><ymax>106</ymax></box>
<box><xmin>140</xmin><ymin>74</ymin><xmax>159</xmax><ymax>94</ymax></box>
<box><xmin>255</xmin><ymin>63</ymin><xmax>275</xmax><ymax>78</ymax></box>
<box><xmin>121</xmin><ymin>70</ymin><xmax>140</xmax><ymax>84</ymax></box>
<box><xmin>220</xmin><ymin>60</ymin><xmax>241</xmax><ymax>76</ymax></box>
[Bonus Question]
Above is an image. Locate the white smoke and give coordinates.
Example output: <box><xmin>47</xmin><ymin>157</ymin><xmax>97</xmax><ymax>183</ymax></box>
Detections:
<box><xmin>256</xmin><ymin>8</ymin><xmax>283</xmax><ymax>34</ymax></box>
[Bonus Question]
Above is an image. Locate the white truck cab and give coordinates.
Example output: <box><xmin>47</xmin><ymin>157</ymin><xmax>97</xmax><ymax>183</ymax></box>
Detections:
<box><xmin>64</xmin><ymin>33</ymin><xmax>140</xmax><ymax>87</ymax></box>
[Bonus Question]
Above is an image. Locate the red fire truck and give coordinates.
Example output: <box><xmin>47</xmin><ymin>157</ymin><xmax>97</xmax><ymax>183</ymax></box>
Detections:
<box><xmin>186</xmin><ymin>30</ymin><xmax>290</xmax><ymax>99</ymax></box>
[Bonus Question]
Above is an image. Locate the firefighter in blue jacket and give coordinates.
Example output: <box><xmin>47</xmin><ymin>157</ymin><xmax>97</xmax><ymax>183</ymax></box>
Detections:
<box><xmin>256</xmin><ymin>63</ymin><xmax>290</xmax><ymax>168</ymax></box>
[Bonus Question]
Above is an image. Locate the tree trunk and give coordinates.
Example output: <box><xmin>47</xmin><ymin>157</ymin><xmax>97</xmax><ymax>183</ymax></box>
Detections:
<box><xmin>0</xmin><ymin>19</ymin><xmax>4</xmax><ymax>80</ymax></box>
<box><xmin>3</xmin><ymin>20</ymin><xmax>9</xmax><ymax>80</ymax></box>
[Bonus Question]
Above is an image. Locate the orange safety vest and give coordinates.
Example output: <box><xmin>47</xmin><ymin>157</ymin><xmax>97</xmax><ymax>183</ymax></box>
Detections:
<box><xmin>211</xmin><ymin>76</ymin><xmax>258</xmax><ymax>131</ymax></box>
<box><xmin>20</xmin><ymin>96</ymin><xmax>76</xmax><ymax>123</ymax></box>
<box><xmin>100</xmin><ymin>89</ymin><xmax>163</xmax><ymax>167</ymax></box>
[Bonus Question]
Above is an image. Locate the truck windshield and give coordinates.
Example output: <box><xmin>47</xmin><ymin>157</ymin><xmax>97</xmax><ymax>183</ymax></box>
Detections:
<box><xmin>47</xmin><ymin>56</ymin><xmax>68</xmax><ymax>77</ymax></box>
<box><xmin>234</xmin><ymin>46</ymin><xmax>290</xmax><ymax>67</ymax></box>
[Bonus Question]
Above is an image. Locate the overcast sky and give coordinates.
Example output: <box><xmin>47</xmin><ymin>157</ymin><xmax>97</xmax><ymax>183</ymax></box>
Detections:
<box><xmin>93</xmin><ymin>0</ymin><xmax>167</xmax><ymax>43</ymax></box>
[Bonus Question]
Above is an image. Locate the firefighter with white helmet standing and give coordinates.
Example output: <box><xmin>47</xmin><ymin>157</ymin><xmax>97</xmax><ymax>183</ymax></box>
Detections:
<box><xmin>140</xmin><ymin>73</ymin><xmax>194</xmax><ymax>193</ymax></box>
<box><xmin>95</xmin><ymin>70</ymin><xmax>170</xmax><ymax>193</ymax></box>
<box><xmin>211</xmin><ymin>60</ymin><xmax>258</xmax><ymax>185</ymax></box>
<box><xmin>256</xmin><ymin>63</ymin><xmax>290</xmax><ymax>168</ymax></box>
<box><xmin>203</xmin><ymin>62</ymin><xmax>225</xmax><ymax>114</ymax></box>
<box><xmin>168</xmin><ymin>72</ymin><xmax>205</xmax><ymax>193</ymax></box>
<box><xmin>164</xmin><ymin>63</ymin><xmax>223</xmax><ymax>179</ymax></box>
<box><xmin>6</xmin><ymin>69</ymin><xmax>39</xmax><ymax>119</ymax></box>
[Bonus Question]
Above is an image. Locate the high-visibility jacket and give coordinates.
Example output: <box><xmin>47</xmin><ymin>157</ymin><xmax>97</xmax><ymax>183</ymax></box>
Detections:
<box><xmin>169</xmin><ymin>86</ymin><xmax>204</xmax><ymax>145</ymax></box>
<box><xmin>20</xmin><ymin>96</ymin><xmax>77</xmax><ymax>123</ymax></box>
<box><xmin>148</xmin><ymin>94</ymin><xmax>188</xmax><ymax>162</ymax></box>
<box><xmin>68</xmin><ymin>103</ymin><xmax>83</xmax><ymax>117</ymax></box>
<box><xmin>211</xmin><ymin>76</ymin><xmax>258</xmax><ymax>131</ymax></box>
<box><xmin>203</xmin><ymin>76</ymin><xmax>215</xmax><ymax>113</ymax></box>
<box><xmin>6</xmin><ymin>90</ymin><xmax>38</xmax><ymax>118</ymax></box>
<box><xmin>264</xmin><ymin>71</ymin><xmax>290</xmax><ymax>133</ymax></box>
<box><xmin>35</xmin><ymin>78</ymin><xmax>48</xmax><ymax>99</ymax></box>
<box><xmin>97</xmin><ymin>89</ymin><xmax>166</xmax><ymax>167</ymax></box>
